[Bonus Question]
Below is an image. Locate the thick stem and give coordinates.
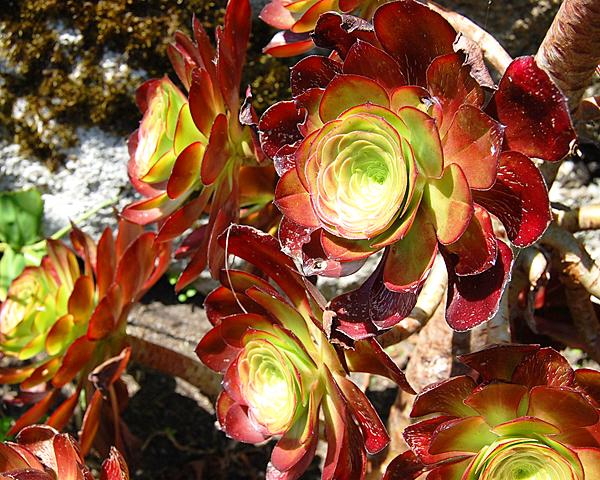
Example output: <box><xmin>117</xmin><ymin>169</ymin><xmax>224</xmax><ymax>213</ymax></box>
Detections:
<box><xmin>540</xmin><ymin>223</ymin><xmax>600</xmax><ymax>361</ymax></box>
<box><xmin>540</xmin><ymin>223</ymin><xmax>600</xmax><ymax>299</ymax></box>
<box><xmin>535</xmin><ymin>0</ymin><xmax>600</xmax><ymax>113</ymax></box>
<box><xmin>554</xmin><ymin>205</ymin><xmax>600</xmax><ymax>232</ymax></box>
<box><xmin>561</xmin><ymin>270</ymin><xmax>600</xmax><ymax>363</ymax></box>
<box><xmin>127</xmin><ymin>335</ymin><xmax>221</xmax><ymax>402</ymax></box>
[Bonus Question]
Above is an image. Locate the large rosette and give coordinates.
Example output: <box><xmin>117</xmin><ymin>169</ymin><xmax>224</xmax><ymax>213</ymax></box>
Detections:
<box><xmin>196</xmin><ymin>225</ymin><xmax>414</xmax><ymax>479</ymax></box>
<box><xmin>259</xmin><ymin>0</ymin><xmax>575</xmax><ymax>339</ymax></box>
<box><xmin>0</xmin><ymin>219</ymin><xmax>170</xmax><ymax>453</ymax></box>
<box><xmin>385</xmin><ymin>344</ymin><xmax>600</xmax><ymax>479</ymax></box>
<box><xmin>122</xmin><ymin>0</ymin><xmax>278</xmax><ymax>290</ymax></box>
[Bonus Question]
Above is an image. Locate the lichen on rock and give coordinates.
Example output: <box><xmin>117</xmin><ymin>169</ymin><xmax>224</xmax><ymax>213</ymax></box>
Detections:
<box><xmin>0</xmin><ymin>0</ymin><xmax>290</xmax><ymax>166</ymax></box>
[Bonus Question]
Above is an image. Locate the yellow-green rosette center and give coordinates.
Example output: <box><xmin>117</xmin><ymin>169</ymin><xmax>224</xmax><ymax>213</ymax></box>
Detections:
<box><xmin>239</xmin><ymin>339</ymin><xmax>299</xmax><ymax>435</ymax></box>
<box><xmin>469</xmin><ymin>438</ymin><xmax>581</xmax><ymax>480</ymax></box>
<box><xmin>312</xmin><ymin>111</ymin><xmax>409</xmax><ymax>239</ymax></box>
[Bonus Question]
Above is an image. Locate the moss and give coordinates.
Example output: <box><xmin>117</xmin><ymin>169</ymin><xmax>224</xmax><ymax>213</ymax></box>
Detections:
<box><xmin>0</xmin><ymin>0</ymin><xmax>290</xmax><ymax>167</ymax></box>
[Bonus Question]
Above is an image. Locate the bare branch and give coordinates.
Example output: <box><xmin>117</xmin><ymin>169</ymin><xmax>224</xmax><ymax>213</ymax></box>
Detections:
<box><xmin>554</xmin><ymin>205</ymin><xmax>600</xmax><ymax>232</ymax></box>
<box><xmin>540</xmin><ymin>223</ymin><xmax>600</xmax><ymax>300</ymax></box>
<box><xmin>536</xmin><ymin>0</ymin><xmax>600</xmax><ymax>113</ymax></box>
<box><xmin>560</xmin><ymin>272</ymin><xmax>600</xmax><ymax>363</ymax></box>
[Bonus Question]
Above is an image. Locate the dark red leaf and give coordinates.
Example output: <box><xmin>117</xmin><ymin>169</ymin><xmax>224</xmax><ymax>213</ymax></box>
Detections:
<box><xmin>441</xmin><ymin>105</ymin><xmax>503</xmax><ymax>190</ymax></box>
<box><xmin>511</xmin><ymin>347</ymin><xmax>575</xmax><ymax>388</ymax></box>
<box><xmin>217</xmin><ymin>0</ymin><xmax>251</xmax><ymax>113</ymax></box>
<box><xmin>78</xmin><ymin>390</ymin><xmax>103</xmax><ymax>456</ymax></box>
<box><xmin>216</xmin><ymin>391</ymin><xmax>268</xmax><ymax>443</ymax></box>
<box><xmin>189</xmin><ymin>68</ymin><xmax>219</xmax><ymax>137</ymax></box>
<box><xmin>444</xmin><ymin>205</ymin><xmax>497</xmax><ymax>276</ymax></box>
<box><xmin>166</xmin><ymin>142</ymin><xmax>203</xmax><ymax>199</ymax></box>
<box><xmin>259</xmin><ymin>101</ymin><xmax>303</xmax><ymax>161</ymax></box>
<box><xmin>411</xmin><ymin>376</ymin><xmax>477</xmax><ymax>418</ymax></box>
<box><xmin>100</xmin><ymin>447</ymin><xmax>130</xmax><ymax>480</ymax></box>
<box><xmin>192</xmin><ymin>15</ymin><xmax>217</xmax><ymax>82</ymax></box>
<box><xmin>383</xmin><ymin>451</ymin><xmax>427</xmax><ymax>480</ymax></box>
<box><xmin>474</xmin><ymin>151</ymin><xmax>551</xmax><ymax>247</ymax></box>
<box><xmin>458</xmin><ymin>344</ymin><xmax>539</xmax><ymax>382</ymax></box>
<box><xmin>216</xmin><ymin>225</ymin><xmax>309</xmax><ymax>310</ymax></box>
<box><xmin>373</xmin><ymin>0</ymin><xmax>456</xmax><ymax>86</ymax></box>
<box><xmin>195</xmin><ymin>321</ymin><xmax>242</xmax><ymax>372</ymax></box>
<box><xmin>343</xmin><ymin>40</ymin><xmax>406</xmax><ymax>90</ymax></box>
<box><xmin>445</xmin><ymin>240</ymin><xmax>513</xmax><ymax>331</ymax></box>
<box><xmin>290</xmin><ymin>56</ymin><xmax>342</xmax><ymax>96</ymax></box>
<box><xmin>403</xmin><ymin>415</ymin><xmax>457</xmax><ymax>464</ymax></box>
<box><xmin>96</xmin><ymin>228</ymin><xmax>116</xmax><ymax>298</ymax></box>
<box><xmin>312</xmin><ymin>12</ymin><xmax>377</xmax><ymax>59</ymax></box>
<box><xmin>201</xmin><ymin>113</ymin><xmax>230</xmax><ymax>185</ymax></box>
<box><xmin>489</xmin><ymin>56</ymin><xmax>575</xmax><ymax>162</ymax></box>
<box><xmin>343</xmin><ymin>338</ymin><xmax>415</xmax><ymax>393</ymax></box>
<box><xmin>329</xmin><ymin>254</ymin><xmax>419</xmax><ymax>340</ymax></box>
<box><xmin>156</xmin><ymin>190</ymin><xmax>210</xmax><ymax>242</ymax></box>
<box><xmin>336</xmin><ymin>377</ymin><xmax>389</xmax><ymax>454</ymax></box>
<box><xmin>88</xmin><ymin>348</ymin><xmax>131</xmax><ymax>397</ymax></box>
<box><xmin>426</xmin><ymin>52</ymin><xmax>485</xmax><ymax>136</ymax></box>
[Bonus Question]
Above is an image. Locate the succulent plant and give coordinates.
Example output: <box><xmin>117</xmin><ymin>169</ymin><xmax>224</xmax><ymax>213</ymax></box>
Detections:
<box><xmin>122</xmin><ymin>0</ymin><xmax>278</xmax><ymax>290</ymax></box>
<box><xmin>259</xmin><ymin>0</ymin><xmax>382</xmax><ymax>56</ymax></box>
<box><xmin>0</xmin><ymin>219</ymin><xmax>170</xmax><ymax>453</ymax></box>
<box><xmin>385</xmin><ymin>344</ymin><xmax>600</xmax><ymax>480</ymax></box>
<box><xmin>259</xmin><ymin>0</ymin><xmax>575</xmax><ymax>340</ymax></box>
<box><xmin>196</xmin><ymin>224</ymin><xmax>414</xmax><ymax>479</ymax></box>
<box><xmin>0</xmin><ymin>424</ymin><xmax>128</xmax><ymax>479</ymax></box>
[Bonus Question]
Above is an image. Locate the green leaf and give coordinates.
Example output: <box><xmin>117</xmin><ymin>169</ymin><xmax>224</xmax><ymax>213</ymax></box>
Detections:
<box><xmin>0</xmin><ymin>247</ymin><xmax>26</xmax><ymax>301</ymax></box>
<box><xmin>0</xmin><ymin>189</ymin><xmax>44</xmax><ymax>249</ymax></box>
<box><xmin>0</xmin><ymin>415</ymin><xmax>14</xmax><ymax>442</ymax></box>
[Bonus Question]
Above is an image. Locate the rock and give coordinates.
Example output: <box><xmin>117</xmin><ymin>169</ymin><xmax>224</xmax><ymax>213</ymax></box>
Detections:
<box><xmin>0</xmin><ymin>128</ymin><xmax>133</xmax><ymax>240</ymax></box>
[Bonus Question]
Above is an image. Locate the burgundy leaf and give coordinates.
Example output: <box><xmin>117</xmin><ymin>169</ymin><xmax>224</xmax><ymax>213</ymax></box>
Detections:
<box><xmin>337</xmin><ymin>376</ymin><xmax>389</xmax><ymax>454</ymax></box>
<box><xmin>373</xmin><ymin>0</ymin><xmax>456</xmax><ymax>86</ymax></box>
<box><xmin>343</xmin><ymin>40</ymin><xmax>406</xmax><ymax>90</ymax></box>
<box><xmin>343</xmin><ymin>339</ymin><xmax>415</xmax><ymax>393</ymax></box>
<box><xmin>458</xmin><ymin>344</ymin><xmax>539</xmax><ymax>382</ymax></box>
<box><xmin>312</xmin><ymin>12</ymin><xmax>377</xmax><ymax>59</ymax></box>
<box><xmin>489</xmin><ymin>56</ymin><xmax>575</xmax><ymax>162</ymax></box>
<box><xmin>216</xmin><ymin>225</ymin><xmax>309</xmax><ymax>309</ymax></box>
<box><xmin>511</xmin><ymin>347</ymin><xmax>575</xmax><ymax>388</ymax></box>
<box><xmin>201</xmin><ymin>113</ymin><xmax>230</xmax><ymax>185</ymax></box>
<box><xmin>259</xmin><ymin>101</ymin><xmax>304</xmax><ymax>161</ymax></box>
<box><xmin>290</xmin><ymin>56</ymin><xmax>342</xmax><ymax>96</ymax></box>
<box><xmin>383</xmin><ymin>451</ymin><xmax>427</xmax><ymax>480</ymax></box>
<box><xmin>329</xmin><ymin>254</ymin><xmax>419</xmax><ymax>340</ymax></box>
<box><xmin>217</xmin><ymin>391</ymin><xmax>268</xmax><ymax>443</ymax></box>
<box><xmin>445</xmin><ymin>240</ymin><xmax>513</xmax><ymax>331</ymax></box>
<box><xmin>444</xmin><ymin>205</ymin><xmax>497</xmax><ymax>276</ymax></box>
<box><xmin>189</xmin><ymin>68</ymin><xmax>219</xmax><ymax>137</ymax></box>
<box><xmin>426</xmin><ymin>52</ymin><xmax>484</xmax><ymax>136</ymax></box>
<box><xmin>474</xmin><ymin>151</ymin><xmax>551</xmax><ymax>247</ymax></box>
<box><xmin>411</xmin><ymin>376</ymin><xmax>477</xmax><ymax>418</ymax></box>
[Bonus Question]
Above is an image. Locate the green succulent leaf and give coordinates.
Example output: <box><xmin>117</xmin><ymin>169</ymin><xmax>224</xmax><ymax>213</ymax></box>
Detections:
<box><xmin>0</xmin><ymin>189</ymin><xmax>44</xmax><ymax>250</ymax></box>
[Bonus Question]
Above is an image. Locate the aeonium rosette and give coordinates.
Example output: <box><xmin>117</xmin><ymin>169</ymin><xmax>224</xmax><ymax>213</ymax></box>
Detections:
<box><xmin>196</xmin><ymin>224</ymin><xmax>414</xmax><ymax>480</ymax></box>
<box><xmin>0</xmin><ymin>219</ymin><xmax>170</xmax><ymax>453</ymax></box>
<box><xmin>385</xmin><ymin>344</ymin><xmax>600</xmax><ymax>479</ymax></box>
<box><xmin>0</xmin><ymin>425</ymin><xmax>129</xmax><ymax>480</ymax></box>
<box><xmin>122</xmin><ymin>0</ymin><xmax>278</xmax><ymax>290</ymax></box>
<box><xmin>259</xmin><ymin>0</ymin><xmax>576</xmax><ymax>340</ymax></box>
